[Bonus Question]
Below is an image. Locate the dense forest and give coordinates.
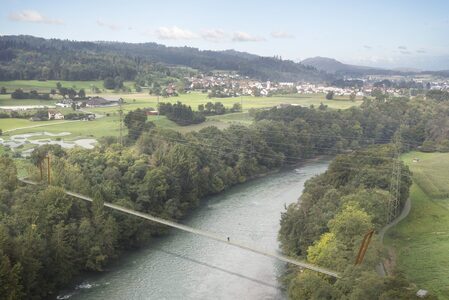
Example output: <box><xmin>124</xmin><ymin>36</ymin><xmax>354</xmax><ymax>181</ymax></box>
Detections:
<box><xmin>157</xmin><ymin>102</ymin><xmax>206</xmax><ymax>125</ymax></box>
<box><xmin>157</xmin><ymin>101</ymin><xmax>242</xmax><ymax>125</ymax></box>
<box><xmin>1</xmin><ymin>92</ymin><xmax>448</xmax><ymax>298</ymax></box>
<box><xmin>0</xmin><ymin>35</ymin><xmax>331</xmax><ymax>82</ymax></box>
<box><xmin>278</xmin><ymin>145</ymin><xmax>418</xmax><ymax>299</ymax></box>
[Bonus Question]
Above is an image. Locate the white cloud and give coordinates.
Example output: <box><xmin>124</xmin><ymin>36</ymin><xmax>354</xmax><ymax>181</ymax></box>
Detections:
<box><xmin>97</xmin><ymin>19</ymin><xmax>120</xmax><ymax>31</ymax></box>
<box><xmin>271</xmin><ymin>31</ymin><xmax>294</xmax><ymax>39</ymax></box>
<box><xmin>200</xmin><ymin>29</ymin><xmax>227</xmax><ymax>42</ymax></box>
<box><xmin>155</xmin><ymin>26</ymin><xmax>198</xmax><ymax>40</ymax></box>
<box><xmin>232</xmin><ymin>31</ymin><xmax>264</xmax><ymax>42</ymax></box>
<box><xmin>398</xmin><ymin>46</ymin><xmax>407</xmax><ymax>50</ymax></box>
<box><xmin>9</xmin><ymin>10</ymin><xmax>63</xmax><ymax>24</ymax></box>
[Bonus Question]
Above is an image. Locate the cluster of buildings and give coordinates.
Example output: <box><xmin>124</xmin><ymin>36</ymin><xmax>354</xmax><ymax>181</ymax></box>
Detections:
<box><xmin>56</xmin><ymin>96</ymin><xmax>122</xmax><ymax>108</ymax></box>
<box><xmin>186</xmin><ymin>74</ymin><xmax>365</xmax><ymax>97</ymax></box>
<box><xmin>185</xmin><ymin>73</ymin><xmax>449</xmax><ymax>98</ymax></box>
<box><xmin>187</xmin><ymin>74</ymin><xmax>300</xmax><ymax>97</ymax></box>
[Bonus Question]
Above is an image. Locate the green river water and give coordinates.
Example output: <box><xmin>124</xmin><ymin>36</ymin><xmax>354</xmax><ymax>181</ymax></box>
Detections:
<box><xmin>58</xmin><ymin>159</ymin><xmax>329</xmax><ymax>300</ymax></box>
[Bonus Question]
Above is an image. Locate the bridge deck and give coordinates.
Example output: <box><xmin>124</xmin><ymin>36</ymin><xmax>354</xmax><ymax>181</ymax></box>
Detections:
<box><xmin>19</xmin><ymin>178</ymin><xmax>340</xmax><ymax>278</ymax></box>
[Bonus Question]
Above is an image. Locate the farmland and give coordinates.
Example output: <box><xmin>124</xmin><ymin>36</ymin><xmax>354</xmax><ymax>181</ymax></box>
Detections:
<box><xmin>0</xmin><ymin>80</ymin><xmax>135</xmax><ymax>93</ymax></box>
<box><xmin>385</xmin><ymin>151</ymin><xmax>449</xmax><ymax>299</ymax></box>
<box><xmin>0</xmin><ymin>81</ymin><xmax>361</xmax><ymax>143</ymax></box>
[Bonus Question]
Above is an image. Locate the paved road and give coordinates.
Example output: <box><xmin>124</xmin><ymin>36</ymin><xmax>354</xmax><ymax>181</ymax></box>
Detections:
<box><xmin>19</xmin><ymin>178</ymin><xmax>340</xmax><ymax>278</ymax></box>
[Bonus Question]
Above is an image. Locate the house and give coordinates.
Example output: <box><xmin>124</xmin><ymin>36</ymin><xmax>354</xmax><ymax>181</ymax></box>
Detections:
<box><xmin>146</xmin><ymin>110</ymin><xmax>159</xmax><ymax>116</ymax></box>
<box><xmin>83</xmin><ymin>113</ymin><xmax>96</xmax><ymax>121</ymax></box>
<box><xmin>56</xmin><ymin>98</ymin><xmax>74</xmax><ymax>108</ymax></box>
<box><xmin>48</xmin><ymin>110</ymin><xmax>64</xmax><ymax>120</ymax></box>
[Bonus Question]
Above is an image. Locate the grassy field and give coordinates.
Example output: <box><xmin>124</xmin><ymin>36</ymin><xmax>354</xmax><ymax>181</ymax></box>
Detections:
<box><xmin>0</xmin><ymin>80</ymin><xmax>134</xmax><ymax>93</ymax></box>
<box><xmin>402</xmin><ymin>152</ymin><xmax>449</xmax><ymax>199</ymax></box>
<box><xmin>385</xmin><ymin>151</ymin><xmax>449</xmax><ymax>299</ymax></box>
<box><xmin>0</xmin><ymin>81</ymin><xmax>360</xmax><ymax>146</ymax></box>
<box><xmin>2</xmin><ymin>117</ymin><xmax>122</xmax><ymax>139</ymax></box>
<box><xmin>0</xmin><ymin>94</ymin><xmax>58</xmax><ymax>106</ymax></box>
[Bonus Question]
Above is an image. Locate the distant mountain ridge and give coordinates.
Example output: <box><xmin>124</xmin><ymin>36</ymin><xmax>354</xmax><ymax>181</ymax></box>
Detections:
<box><xmin>301</xmin><ymin>56</ymin><xmax>392</xmax><ymax>75</ymax></box>
<box><xmin>300</xmin><ymin>56</ymin><xmax>449</xmax><ymax>78</ymax></box>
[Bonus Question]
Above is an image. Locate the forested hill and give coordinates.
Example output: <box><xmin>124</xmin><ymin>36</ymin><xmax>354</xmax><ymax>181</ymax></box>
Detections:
<box><xmin>0</xmin><ymin>35</ymin><xmax>331</xmax><ymax>82</ymax></box>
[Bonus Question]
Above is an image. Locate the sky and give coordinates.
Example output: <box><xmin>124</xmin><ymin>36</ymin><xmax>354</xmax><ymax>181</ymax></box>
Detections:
<box><xmin>1</xmin><ymin>0</ymin><xmax>449</xmax><ymax>70</ymax></box>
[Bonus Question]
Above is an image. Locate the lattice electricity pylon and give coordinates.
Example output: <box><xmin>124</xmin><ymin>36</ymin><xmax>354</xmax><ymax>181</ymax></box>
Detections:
<box><xmin>387</xmin><ymin>134</ymin><xmax>402</xmax><ymax>223</ymax></box>
<box><xmin>118</xmin><ymin>99</ymin><xmax>124</xmax><ymax>146</ymax></box>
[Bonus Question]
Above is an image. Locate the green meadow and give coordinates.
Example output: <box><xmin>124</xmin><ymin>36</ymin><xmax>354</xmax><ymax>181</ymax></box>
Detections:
<box><xmin>0</xmin><ymin>81</ymin><xmax>360</xmax><ymax>144</ymax></box>
<box><xmin>0</xmin><ymin>80</ymin><xmax>134</xmax><ymax>93</ymax></box>
<box><xmin>385</xmin><ymin>151</ymin><xmax>449</xmax><ymax>299</ymax></box>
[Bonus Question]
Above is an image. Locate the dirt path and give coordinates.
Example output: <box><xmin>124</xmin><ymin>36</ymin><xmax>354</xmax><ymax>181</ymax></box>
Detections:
<box><xmin>376</xmin><ymin>198</ymin><xmax>412</xmax><ymax>276</ymax></box>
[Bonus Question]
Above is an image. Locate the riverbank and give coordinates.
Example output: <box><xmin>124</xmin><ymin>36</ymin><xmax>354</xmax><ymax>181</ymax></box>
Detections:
<box><xmin>55</xmin><ymin>159</ymin><xmax>330</xmax><ymax>299</ymax></box>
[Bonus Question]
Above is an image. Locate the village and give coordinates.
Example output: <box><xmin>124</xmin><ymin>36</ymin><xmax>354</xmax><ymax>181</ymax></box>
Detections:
<box><xmin>1</xmin><ymin>73</ymin><xmax>448</xmax><ymax>124</ymax></box>
<box><xmin>184</xmin><ymin>72</ymin><xmax>449</xmax><ymax>98</ymax></box>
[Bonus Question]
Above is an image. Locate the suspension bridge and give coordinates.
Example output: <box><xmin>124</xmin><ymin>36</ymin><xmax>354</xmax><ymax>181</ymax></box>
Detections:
<box><xmin>19</xmin><ymin>178</ymin><xmax>340</xmax><ymax>279</ymax></box>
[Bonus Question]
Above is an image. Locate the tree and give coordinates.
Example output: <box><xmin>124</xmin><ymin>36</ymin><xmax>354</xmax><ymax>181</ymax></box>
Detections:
<box><xmin>0</xmin><ymin>253</ymin><xmax>24</xmax><ymax>299</ymax></box>
<box><xmin>328</xmin><ymin>204</ymin><xmax>372</xmax><ymax>246</ymax></box>
<box><xmin>78</xmin><ymin>89</ymin><xmax>86</xmax><ymax>98</ymax></box>
<box><xmin>252</xmin><ymin>87</ymin><xmax>261</xmax><ymax>97</ymax></box>
<box><xmin>0</xmin><ymin>157</ymin><xmax>17</xmax><ymax>191</ymax></box>
<box><xmin>30</xmin><ymin>144</ymin><xmax>65</xmax><ymax>167</ymax></box>
<box><xmin>288</xmin><ymin>271</ymin><xmax>340</xmax><ymax>300</ymax></box>
<box><xmin>124</xmin><ymin>109</ymin><xmax>154</xmax><ymax>140</ymax></box>
<box><xmin>67</xmin><ymin>88</ymin><xmax>77</xmax><ymax>99</ymax></box>
<box><xmin>103</xmin><ymin>77</ymin><xmax>115</xmax><ymax>89</ymax></box>
<box><xmin>114</xmin><ymin>76</ymin><xmax>124</xmax><ymax>89</ymax></box>
<box><xmin>231</xmin><ymin>102</ymin><xmax>242</xmax><ymax>112</ymax></box>
<box><xmin>326</xmin><ymin>91</ymin><xmax>334</xmax><ymax>100</ymax></box>
<box><xmin>350</xmin><ymin>92</ymin><xmax>356</xmax><ymax>102</ymax></box>
<box><xmin>205</xmin><ymin>102</ymin><xmax>214</xmax><ymax>113</ymax></box>
<box><xmin>137</xmin><ymin>167</ymin><xmax>170</xmax><ymax>213</ymax></box>
<box><xmin>213</xmin><ymin>102</ymin><xmax>226</xmax><ymax>115</ymax></box>
<box><xmin>33</xmin><ymin>110</ymin><xmax>49</xmax><ymax>121</ymax></box>
<box><xmin>0</xmin><ymin>87</ymin><xmax>6</xmax><ymax>94</ymax></box>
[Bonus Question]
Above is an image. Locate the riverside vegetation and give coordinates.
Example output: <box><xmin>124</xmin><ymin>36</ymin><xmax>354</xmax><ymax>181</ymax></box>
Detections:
<box><xmin>0</xmin><ymin>93</ymin><xmax>448</xmax><ymax>299</ymax></box>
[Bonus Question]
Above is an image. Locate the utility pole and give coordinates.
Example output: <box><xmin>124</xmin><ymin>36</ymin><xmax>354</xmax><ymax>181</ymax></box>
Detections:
<box><xmin>118</xmin><ymin>99</ymin><xmax>123</xmax><ymax>146</ymax></box>
<box><xmin>46</xmin><ymin>155</ymin><xmax>51</xmax><ymax>185</ymax></box>
<box><xmin>39</xmin><ymin>160</ymin><xmax>43</xmax><ymax>181</ymax></box>
<box><xmin>157</xmin><ymin>95</ymin><xmax>160</xmax><ymax>120</ymax></box>
<box><xmin>387</xmin><ymin>131</ymin><xmax>402</xmax><ymax>223</ymax></box>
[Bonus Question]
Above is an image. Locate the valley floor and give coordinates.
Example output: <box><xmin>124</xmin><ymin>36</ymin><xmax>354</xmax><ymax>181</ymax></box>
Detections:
<box><xmin>0</xmin><ymin>83</ymin><xmax>360</xmax><ymax>156</ymax></box>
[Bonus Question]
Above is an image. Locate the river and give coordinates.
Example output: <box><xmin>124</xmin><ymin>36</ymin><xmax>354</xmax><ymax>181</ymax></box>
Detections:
<box><xmin>58</xmin><ymin>159</ymin><xmax>329</xmax><ymax>300</ymax></box>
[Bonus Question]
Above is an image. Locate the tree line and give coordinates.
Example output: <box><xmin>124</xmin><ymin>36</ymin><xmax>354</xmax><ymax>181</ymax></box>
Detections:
<box><xmin>156</xmin><ymin>101</ymin><xmax>242</xmax><ymax>126</ymax></box>
<box><xmin>0</xmin><ymin>35</ymin><xmax>331</xmax><ymax>82</ymax></box>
